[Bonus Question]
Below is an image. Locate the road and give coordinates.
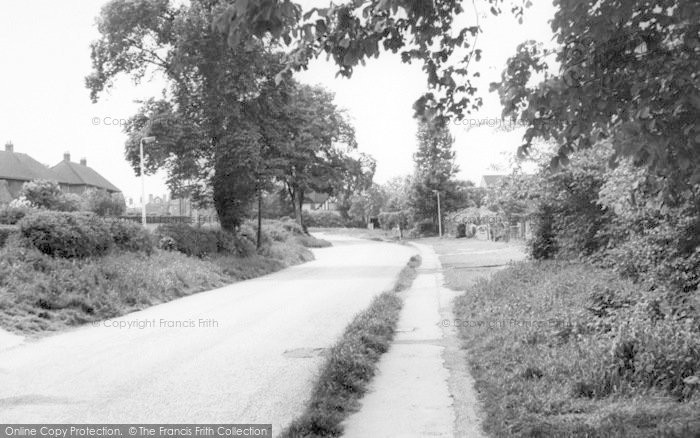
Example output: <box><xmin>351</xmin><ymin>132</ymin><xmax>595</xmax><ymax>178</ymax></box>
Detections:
<box><xmin>0</xmin><ymin>235</ymin><xmax>416</xmax><ymax>434</ymax></box>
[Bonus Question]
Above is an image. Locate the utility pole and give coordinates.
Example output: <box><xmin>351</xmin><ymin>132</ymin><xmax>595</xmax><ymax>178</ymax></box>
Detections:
<box><xmin>140</xmin><ymin>136</ymin><xmax>156</xmax><ymax>227</ymax></box>
<box><xmin>432</xmin><ymin>189</ymin><xmax>442</xmax><ymax>237</ymax></box>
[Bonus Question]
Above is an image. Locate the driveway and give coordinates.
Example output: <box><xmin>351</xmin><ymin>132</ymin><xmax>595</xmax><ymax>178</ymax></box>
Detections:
<box><xmin>0</xmin><ymin>235</ymin><xmax>416</xmax><ymax>434</ymax></box>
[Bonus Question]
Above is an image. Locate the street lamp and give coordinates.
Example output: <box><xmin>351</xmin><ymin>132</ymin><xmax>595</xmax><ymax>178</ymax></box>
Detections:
<box><xmin>140</xmin><ymin>136</ymin><xmax>156</xmax><ymax>227</ymax></box>
<box><xmin>432</xmin><ymin>189</ymin><xmax>442</xmax><ymax>237</ymax></box>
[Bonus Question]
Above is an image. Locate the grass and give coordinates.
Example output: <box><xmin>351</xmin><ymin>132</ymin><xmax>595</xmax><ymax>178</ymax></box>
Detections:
<box><xmin>0</xmin><ymin>233</ymin><xmax>315</xmax><ymax>335</ymax></box>
<box><xmin>280</xmin><ymin>254</ymin><xmax>422</xmax><ymax>438</ymax></box>
<box><xmin>443</xmin><ymin>259</ymin><xmax>700</xmax><ymax>437</ymax></box>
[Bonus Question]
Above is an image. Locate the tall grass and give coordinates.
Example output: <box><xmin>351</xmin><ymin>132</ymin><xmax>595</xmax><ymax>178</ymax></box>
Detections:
<box><xmin>447</xmin><ymin>260</ymin><xmax>700</xmax><ymax>437</ymax></box>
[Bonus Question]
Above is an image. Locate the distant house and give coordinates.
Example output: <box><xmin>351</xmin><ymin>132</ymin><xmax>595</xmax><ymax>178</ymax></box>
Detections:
<box><xmin>0</xmin><ymin>142</ymin><xmax>63</xmax><ymax>199</ymax></box>
<box><xmin>0</xmin><ymin>143</ymin><xmax>121</xmax><ymax>204</ymax></box>
<box><xmin>302</xmin><ymin>192</ymin><xmax>338</xmax><ymax>212</ymax></box>
<box><xmin>479</xmin><ymin>174</ymin><xmax>506</xmax><ymax>189</ymax></box>
<box><xmin>51</xmin><ymin>153</ymin><xmax>120</xmax><ymax>195</ymax></box>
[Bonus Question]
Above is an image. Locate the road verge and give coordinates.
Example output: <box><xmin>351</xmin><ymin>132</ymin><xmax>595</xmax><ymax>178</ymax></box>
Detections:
<box><xmin>279</xmin><ymin>254</ymin><xmax>421</xmax><ymax>438</ymax></box>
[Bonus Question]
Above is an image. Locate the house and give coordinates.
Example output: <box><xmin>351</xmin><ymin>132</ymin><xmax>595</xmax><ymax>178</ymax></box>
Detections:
<box><xmin>0</xmin><ymin>142</ymin><xmax>63</xmax><ymax>199</ymax></box>
<box><xmin>479</xmin><ymin>174</ymin><xmax>506</xmax><ymax>189</ymax></box>
<box><xmin>0</xmin><ymin>142</ymin><xmax>121</xmax><ymax>204</ymax></box>
<box><xmin>302</xmin><ymin>192</ymin><xmax>338</xmax><ymax>212</ymax></box>
<box><xmin>50</xmin><ymin>153</ymin><xmax>120</xmax><ymax>195</ymax></box>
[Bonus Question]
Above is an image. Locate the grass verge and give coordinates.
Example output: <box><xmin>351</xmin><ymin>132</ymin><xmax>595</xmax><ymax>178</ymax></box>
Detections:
<box><xmin>446</xmin><ymin>260</ymin><xmax>700</xmax><ymax>437</ymax></box>
<box><xmin>280</xmin><ymin>254</ymin><xmax>422</xmax><ymax>438</ymax></box>
<box><xmin>0</xmin><ymin>239</ymin><xmax>314</xmax><ymax>335</ymax></box>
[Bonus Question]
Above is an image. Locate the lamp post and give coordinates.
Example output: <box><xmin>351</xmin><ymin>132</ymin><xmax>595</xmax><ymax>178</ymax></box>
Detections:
<box><xmin>432</xmin><ymin>189</ymin><xmax>442</xmax><ymax>237</ymax></box>
<box><xmin>140</xmin><ymin>136</ymin><xmax>156</xmax><ymax>227</ymax></box>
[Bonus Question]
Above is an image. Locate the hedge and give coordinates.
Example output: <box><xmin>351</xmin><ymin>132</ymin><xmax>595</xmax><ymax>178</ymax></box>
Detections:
<box><xmin>19</xmin><ymin>211</ymin><xmax>113</xmax><ymax>258</ymax></box>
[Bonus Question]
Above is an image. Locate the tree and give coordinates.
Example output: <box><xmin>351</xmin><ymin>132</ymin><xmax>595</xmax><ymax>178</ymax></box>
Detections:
<box><xmin>409</xmin><ymin>121</ymin><xmax>459</xmax><ymax>227</ymax></box>
<box><xmin>88</xmin><ymin>0</ymin><xmax>288</xmax><ymax>230</ymax></box>
<box><xmin>271</xmin><ymin>83</ymin><xmax>358</xmax><ymax>230</ymax></box>
<box><xmin>333</xmin><ymin>152</ymin><xmax>376</xmax><ymax>220</ymax></box>
<box><xmin>348</xmin><ymin>184</ymin><xmax>386</xmax><ymax>226</ymax></box>
<box><xmin>493</xmin><ymin>0</ymin><xmax>700</xmax><ymax>194</ymax></box>
<box><xmin>82</xmin><ymin>189</ymin><xmax>127</xmax><ymax>217</ymax></box>
<box><xmin>213</xmin><ymin>1</ymin><xmax>530</xmax><ymax>122</ymax></box>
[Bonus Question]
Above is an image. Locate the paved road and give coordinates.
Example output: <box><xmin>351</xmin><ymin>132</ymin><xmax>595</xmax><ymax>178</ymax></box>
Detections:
<box><xmin>0</xmin><ymin>235</ymin><xmax>416</xmax><ymax>434</ymax></box>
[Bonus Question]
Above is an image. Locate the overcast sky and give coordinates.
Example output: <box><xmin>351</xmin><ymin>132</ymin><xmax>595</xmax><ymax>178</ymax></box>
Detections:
<box><xmin>0</xmin><ymin>0</ymin><xmax>556</xmax><ymax>205</ymax></box>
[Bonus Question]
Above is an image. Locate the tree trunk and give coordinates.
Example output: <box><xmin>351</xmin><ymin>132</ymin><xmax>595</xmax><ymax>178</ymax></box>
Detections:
<box><xmin>297</xmin><ymin>189</ymin><xmax>307</xmax><ymax>233</ymax></box>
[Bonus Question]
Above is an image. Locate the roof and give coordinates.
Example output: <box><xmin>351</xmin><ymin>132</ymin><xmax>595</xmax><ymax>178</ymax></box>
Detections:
<box><xmin>481</xmin><ymin>174</ymin><xmax>506</xmax><ymax>188</ymax></box>
<box><xmin>0</xmin><ymin>150</ymin><xmax>61</xmax><ymax>182</ymax></box>
<box><xmin>51</xmin><ymin>160</ymin><xmax>121</xmax><ymax>192</ymax></box>
<box><xmin>303</xmin><ymin>192</ymin><xmax>330</xmax><ymax>204</ymax></box>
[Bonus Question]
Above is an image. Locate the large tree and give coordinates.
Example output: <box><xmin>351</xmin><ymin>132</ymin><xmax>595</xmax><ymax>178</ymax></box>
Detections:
<box><xmin>87</xmin><ymin>0</ymin><xmax>288</xmax><ymax>230</ymax></box>
<box><xmin>213</xmin><ymin>0</ymin><xmax>531</xmax><ymax>122</ymax></box>
<box><xmin>493</xmin><ymin>0</ymin><xmax>700</xmax><ymax>195</ymax></box>
<box><xmin>409</xmin><ymin>121</ymin><xmax>460</xmax><ymax>226</ymax></box>
<box><xmin>271</xmin><ymin>83</ymin><xmax>358</xmax><ymax>229</ymax></box>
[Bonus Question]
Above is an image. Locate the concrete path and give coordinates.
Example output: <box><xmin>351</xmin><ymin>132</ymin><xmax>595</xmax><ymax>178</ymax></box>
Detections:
<box><xmin>0</xmin><ymin>236</ymin><xmax>415</xmax><ymax>435</ymax></box>
<box><xmin>342</xmin><ymin>243</ymin><xmax>467</xmax><ymax>437</ymax></box>
<box><xmin>342</xmin><ymin>239</ymin><xmax>525</xmax><ymax>438</ymax></box>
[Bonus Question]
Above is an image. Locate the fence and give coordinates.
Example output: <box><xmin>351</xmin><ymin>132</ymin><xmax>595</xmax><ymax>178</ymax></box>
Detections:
<box><xmin>118</xmin><ymin>216</ymin><xmax>193</xmax><ymax>225</ymax></box>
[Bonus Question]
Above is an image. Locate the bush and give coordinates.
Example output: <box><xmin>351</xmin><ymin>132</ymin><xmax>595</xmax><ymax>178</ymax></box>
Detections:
<box><xmin>81</xmin><ymin>189</ymin><xmax>126</xmax><ymax>216</ymax></box>
<box><xmin>106</xmin><ymin>219</ymin><xmax>153</xmax><ymax>254</ymax></box>
<box><xmin>20</xmin><ymin>179</ymin><xmax>65</xmax><ymax>210</ymax></box>
<box><xmin>0</xmin><ymin>225</ymin><xmax>16</xmax><ymax>247</ymax></box>
<box><xmin>155</xmin><ymin>224</ymin><xmax>219</xmax><ymax>258</ymax></box>
<box><xmin>0</xmin><ymin>206</ymin><xmax>30</xmax><ymax>225</ymax></box>
<box><xmin>303</xmin><ymin>210</ymin><xmax>347</xmax><ymax>228</ymax></box>
<box><xmin>19</xmin><ymin>211</ymin><xmax>113</xmax><ymax>258</ymax></box>
<box><xmin>412</xmin><ymin>219</ymin><xmax>438</xmax><ymax>236</ymax></box>
<box><xmin>378</xmin><ymin>210</ymin><xmax>410</xmax><ymax>231</ymax></box>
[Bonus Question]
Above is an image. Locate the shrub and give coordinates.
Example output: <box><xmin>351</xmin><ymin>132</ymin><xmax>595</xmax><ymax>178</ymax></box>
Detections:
<box><xmin>378</xmin><ymin>210</ymin><xmax>410</xmax><ymax>231</ymax></box>
<box><xmin>303</xmin><ymin>210</ymin><xmax>347</xmax><ymax>228</ymax></box>
<box><xmin>106</xmin><ymin>219</ymin><xmax>153</xmax><ymax>254</ymax></box>
<box><xmin>155</xmin><ymin>224</ymin><xmax>219</xmax><ymax>258</ymax></box>
<box><xmin>0</xmin><ymin>225</ymin><xmax>16</xmax><ymax>247</ymax></box>
<box><xmin>412</xmin><ymin>219</ymin><xmax>438</xmax><ymax>236</ymax></box>
<box><xmin>529</xmin><ymin>203</ymin><xmax>558</xmax><ymax>259</ymax></box>
<box><xmin>19</xmin><ymin>211</ymin><xmax>113</xmax><ymax>258</ymax></box>
<box><xmin>0</xmin><ymin>206</ymin><xmax>30</xmax><ymax>225</ymax></box>
<box><xmin>19</xmin><ymin>179</ymin><xmax>65</xmax><ymax>210</ymax></box>
<box><xmin>81</xmin><ymin>189</ymin><xmax>126</xmax><ymax>216</ymax></box>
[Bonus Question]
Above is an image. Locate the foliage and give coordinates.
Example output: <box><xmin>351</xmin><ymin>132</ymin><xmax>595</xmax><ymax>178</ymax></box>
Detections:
<box><xmin>302</xmin><ymin>210</ymin><xmax>347</xmax><ymax>228</ymax></box>
<box><xmin>0</xmin><ymin>225</ymin><xmax>15</xmax><ymax>248</ymax></box>
<box><xmin>408</xmin><ymin>121</ymin><xmax>460</xmax><ymax>225</ymax></box>
<box><xmin>82</xmin><ymin>189</ymin><xmax>126</xmax><ymax>217</ymax></box>
<box><xmin>348</xmin><ymin>184</ymin><xmax>386</xmax><ymax>227</ymax></box>
<box><xmin>378</xmin><ymin>210</ymin><xmax>410</xmax><ymax>233</ymax></box>
<box><xmin>88</xmin><ymin>0</ymin><xmax>292</xmax><ymax>230</ymax></box>
<box><xmin>106</xmin><ymin>219</ymin><xmax>154</xmax><ymax>254</ymax></box>
<box><xmin>18</xmin><ymin>211</ymin><xmax>114</xmax><ymax>259</ymax></box>
<box><xmin>0</xmin><ymin>245</ymin><xmax>308</xmax><ymax>334</ymax></box>
<box><xmin>155</xmin><ymin>224</ymin><xmax>222</xmax><ymax>258</ymax></box>
<box><xmin>215</xmin><ymin>1</ymin><xmax>529</xmax><ymax>122</ymax></box>
<box><xmin>0</xmin><ymin>206</ymin><xmax>31</xmax><ymax>225</ymax></box>
<box><xmin>445</xmin><ymin>258</ymin><xmax>700</xmax><ymax>437</ymax></box>
<box><xmin>495</xmin><ymin>0</ymin><xmax>700</xmax><ymax>191</ymax></box>
<box><xmin>272</xmin><ymin>83</ymin><xmax>358</xmax><ymax>230</ymax></box>
<box><xmin>19</xmin><ymin>180</ymin><xmax>79</xmax><ymax>211</ymax></box>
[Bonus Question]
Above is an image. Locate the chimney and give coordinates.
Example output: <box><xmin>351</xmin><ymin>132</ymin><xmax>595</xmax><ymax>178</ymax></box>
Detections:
<box><xmin>63</xmin><ymin>152</ymin><xmax>71</xmax><ymax>162</ymax></box>
<box><xmin>4</xmin><ymin>141</ymin><xmax>13</xmax><ymax>152</ymax></box>
<box><xmin>80</xmin><ymin>158</ymin><xmax>87</xmax><ymax>166</ymax></box>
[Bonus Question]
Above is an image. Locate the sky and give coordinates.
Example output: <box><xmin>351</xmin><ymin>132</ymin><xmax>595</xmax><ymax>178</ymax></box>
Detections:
<box><xmin>0</xmin><ymin>0</ymin><xmax>556</xmax><ymax>205</ymax></box>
